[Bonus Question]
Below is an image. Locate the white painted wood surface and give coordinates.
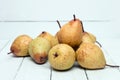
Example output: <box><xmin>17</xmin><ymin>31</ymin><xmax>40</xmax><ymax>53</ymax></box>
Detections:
<box><xmin>0</xmin><ymin>0</ymin><xmax>120</xmax><ymax>20</ymax></box>
<box><xmin>15</xmin><ymin>58</ymin><xmax>51</xmax><ymax>80</ymax></box>
<box><xmin>0</xmin><ymin>40</ymin><xmax>24</xmax><ymax>80</ymax></box>
<box><xmin>51</xmin><ymin>64</ymin><xmax>87</xmax><ymax>80</ymax></box>
<box><xmin>0</xmin><ymin>20</ymin><xmax>120</xmax><ymax>80</ymax></box>
<box><xmin>0</xmin><ymin>0</ymin><xmax>120</xmax><ymax>79</ymax></box>
<box><xmin>0</xmin><ymin>40</ymin><xmax>9</xmax><ymax>51</ymax></box>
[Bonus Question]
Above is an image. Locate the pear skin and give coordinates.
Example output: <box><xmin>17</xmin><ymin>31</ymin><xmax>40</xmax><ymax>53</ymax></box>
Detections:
<box><xmin>57</xmin><ymin>19</ymin><xmax>83</xmax><ymax>48</ymax></box>
<box><xmin>76</xmin><ymin>42</ymin><xmax>106</xmax><ymax>69</ymax></box>
<box><xmin>29</xmin><ymin>37</ymin><xmax>51</xmax><ymax>64</ymax></box>
<box><xmin>10</xmin><ymin>35</ymin><xmax>32</xmax><ymax>56</ymax></box>
<box><xmin>48</xmin><ymin>44</ymin><xmax>75</xmax><ymax>70</ymax></box>
<box><xmin>38</xmin><ymin>31</ymin><xmax>59</xmax><ymax>47</ymax></box>
<box><xmin>81</xmin><ymin>32</ymin><xmax>96</xmax><ymax>43</ymax></box>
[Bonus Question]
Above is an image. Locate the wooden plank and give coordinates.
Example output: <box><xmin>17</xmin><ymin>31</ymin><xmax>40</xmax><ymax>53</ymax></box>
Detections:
<box><xmin>0</xmin><ymin>40</ymin><xmax>24</xmax><ymax>80</ymax></box>
<box><xmin>51</xmin><ymin>62</ymin><xmax>87</xmax><ymax>80</ymax></box>
<box><xmin>86</xmin><ymin>68</ymin><xmax>120</xmax><ymax>80</ymax></box>
<box><xmin>0</xmin><ymin>22</ymin><xmax>60</xmax><ymax>39</ymax></box>
<box><xmin>85</xmin><ymin>39</ymin><xmax>120</xmax><ymax>80</ymax></box>
<box><xmin>0</xmin><ymin>0</ymin><xmax>117</xmax><ymax>21</ymax></box>
<box><xmin>100</xmin><ymin>39</ymin><xmax>120</xmax><ymax>65</ymax></box>
<box><xmin>0</xmin><ymin>40</ymin><xmax>9</xmax><ymax>52</ymax></box>
<box><xmin>14</xmin><ymin>57</ymin><xmax>51</xmax><ymax>80</ymax></box>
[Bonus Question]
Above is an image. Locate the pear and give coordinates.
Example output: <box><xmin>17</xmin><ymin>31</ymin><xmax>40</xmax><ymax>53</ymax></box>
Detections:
<box><xmin>38</xmin><ymin>31</ymin><xmax>59</xmax><ymax>47</ymax></box>
<box><xmin>29</xmin><ymin>37</ymin><xmax>51</xmax><ymax>64</ymax></box>
<box><xmin>81</xmin><ymin>32</ymin><xmax>102</xmax><ymax>47</ymax></box>
<box><xmin>9</xmin><ymin>34</ymin><xmax>32</xmax><ymax>56</ymax></box>
<box><xmin>81</xmin><ymin>32</ymin><xmax>96</xmax><ymax>43</ymax></box>
<box><xmin>57</xmin><ymin>15</ymin><xmax>83</xmax><ymax>48</ymax></box>
<box><xmin>76</xmin><ymin>42</ymin><xmax>106</xmax><ymax>69</ymax></box>
<box><xmin>48</xmin><ymin>44</ymin><xmax>75</xmax><ymax>70</ymax></box>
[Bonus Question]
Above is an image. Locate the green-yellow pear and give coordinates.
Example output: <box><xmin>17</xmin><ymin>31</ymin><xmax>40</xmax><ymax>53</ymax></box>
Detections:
<box><xmin>57</xmin><ymin>15</ymin><xmax>83</xmax><ymax>48</ymax></box>
<box><xmin>29</xmin><ymin>37</ymin><xmax>51</xmax><ymax>64</ymax></box>
<box><xmin>9</xmin><ymin>34</ymin><xmax>32</xmax><ymax>56</ymax></box>
<box><xmin>38</xmin><ymin>31</ymin><xmax>59</xmax><ymax>47</ymax></box>
<box><xmin>76</xmin><ymin>42</ymin><xmax>106</xmax><ymax>69</ymax></box>
<box><xmin>48</xmin><ymin>44</ymin><xmax>75</xmax><ymax>70</ymax></box>
<box><xmin>81</xmin><ymin>32</ymin><xmax>96</xmax><ymax>43</ymax></box>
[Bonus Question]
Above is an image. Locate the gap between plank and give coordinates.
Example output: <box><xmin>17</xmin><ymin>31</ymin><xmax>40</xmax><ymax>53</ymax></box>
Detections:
<box><xmin>50</xmin><ymin>67</ymin><xmax>53</xmax><ymax>80</ymax></box>
<box><xmin>84</xmin><ymin>69</ymin><xmax>89</xmax><ymax>80</ymax></box>
<box><xmin>0</xmin><ymin>40</ymin><xmax>10</xmax><ymax>53</ymax></box>
<box><xmin>13</xmin><ymin>57</ymin><xmax>25</xmax><ymax>80</ymax></box>
<box><xmin>0</xmin><ymin>20</ymin><xmax>110</xmax><ymax>23</ymax></box>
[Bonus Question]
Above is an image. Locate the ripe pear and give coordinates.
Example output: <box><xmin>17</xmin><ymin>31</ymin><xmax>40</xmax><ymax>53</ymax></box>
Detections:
<box><xmin>55</xmin><ymin>31</ymin><xmax>60</xmax><ymax>38</ymax></box>
<box><xmin>76</xmin><ymin>42</ymin><xmax>106</xmax><ymax>69</ymax></box>
<box><xmin>9</xmin><ymin>34</ymin><xmax>32</xmax><ymax>56</ymax></box>
<box><xmin>81</xmin><ymin>32</ymin><xmax>96</xmax><ymax>43</ymax></box>
<box><xmin>38</xmin><ymin>31</ymin><xmax>59</xmax><ymax>47</ymax></box>
<box><xmin>57</xmin><ymin>15</ymin><xmax>83</xmax><ymax>48</ymax></box>
<box><xmin>48</xmin><ymin>44</ymin><xmax>75</xmax><ymax>70</ymax></box>
<box><xmin>29</xmin><ymin>37</ymin><xmax>51</xmax><ymax>64</ymax></box>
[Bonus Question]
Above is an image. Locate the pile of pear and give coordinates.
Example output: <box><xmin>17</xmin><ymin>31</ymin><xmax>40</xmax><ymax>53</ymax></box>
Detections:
<box><xmin>54</xmin><ymin>15</ymin><xmax>106</xmax><ymax>70</ymax></box>
<box><xmin>9</xmin><ymin>15</ymin><xmax>118</xmax><ymax>71</ymax></box>
<box><xmin>9</xmin><ymin>31</ymin><xmax>59</xmax><ymax>64</ymax></box>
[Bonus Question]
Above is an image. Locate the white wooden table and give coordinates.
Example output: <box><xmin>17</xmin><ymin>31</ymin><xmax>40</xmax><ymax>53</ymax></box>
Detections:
<box><xmin>0</xmin><ymin>0</ymin><xmax>120</xmax><ymax>80</ymax></box>
<box><xmin>0</xmin><ymin>21</ymin><xmax>120</xmax><ymax>80</ymax></box>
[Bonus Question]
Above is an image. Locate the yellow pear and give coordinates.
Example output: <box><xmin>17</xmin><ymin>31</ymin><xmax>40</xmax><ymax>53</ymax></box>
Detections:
<box><xmin>38</xmin><ymin>31</ymin><xmax>59</xmax><ymax>47</ymax></box>
<box><xmin>81</xmin><ymin>32</ymin><xmax>96</xmax><ymax>43</ymax></box>
<box><xmin>29</xmin><ymin>37</ymin><xmax>51</xmax><ymax>64</ymax></box>
<box><xmin>9</xmin><ymin>35</ymin><xmax>32</xmax><ymax>56</ymax></box>
<box><xmin>55</xmin><ymin>31</ymin><xmax>60</xmax><ymax>38</ymax></box>
<box><xmin>48</xmin><ymin>44</ymin><xmax>75</xmax><ymax>70</ymax></box>
<box><xmin>57</xmin><ymin>15</ymin><xmax>83</xmax><ymax>48</ymax></box>
<box><xmin>76</xmin><ymin>42</ymin><xmax>106</xmax><ymax>69</ymax></box>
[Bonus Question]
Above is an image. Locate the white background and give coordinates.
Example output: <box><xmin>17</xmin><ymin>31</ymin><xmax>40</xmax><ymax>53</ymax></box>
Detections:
<box><xmin>0</xmin><ymin>0</ymin><xmax>120</xmax><ymax>39</ymax></box>
<box><xmin>0</xmin><ymin>0</ymin><xmax>120</xmax><ymax>20</ymax></box>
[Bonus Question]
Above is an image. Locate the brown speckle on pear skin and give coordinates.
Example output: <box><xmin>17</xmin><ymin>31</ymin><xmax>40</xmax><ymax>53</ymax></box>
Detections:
<box><xmin>78</xmin><ymin>50</ymin><xmax>86</xmax><ymax>62</ymax></box>
<box><xmin>33</xmin><ymin>53</ymin><xmax>47</xmax><ymax>64</ymax></box>
<box><xmin>53</xmin><ymin>52</ymin><xmax>58</xmax><ymax>58</ymax></box>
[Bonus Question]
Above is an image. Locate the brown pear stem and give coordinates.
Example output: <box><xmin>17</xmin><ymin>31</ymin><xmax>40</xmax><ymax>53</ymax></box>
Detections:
<box><xmin>96</xmin><ymin>41</ymin><xmax>102</xmax><ymax>47</ymax></box>
<box><xmin>73</xmin><ymin>14</ymin><xmax>76</xmax><ymax>21</ymax></box>
<box><xmin>8</xmin><ymin>51</ymin><xmax>12</xmax><ymax>54</ymax></box>
<box><xmin>80</xmin><ymin>21</ymin><xmax>85</xmax><ymax>32</ymax></box>
<box><xmin>42</xmin><ymin>31</ymin><xmax>46</xmax><ymax>34</ymax></box>
<box><xmin>106</xmin><ymin>64</ymin><xmax>120</xmax><ymax>68</ymax></box>
<box><xmin>73</xmin><ymin>14</ymin><xmax>85</xmax><ymax>32</ymax></box>
<box><xmin>57</xmin><ymin>20</ymin><xmax>61</xmax><ymax>29</ymax></box>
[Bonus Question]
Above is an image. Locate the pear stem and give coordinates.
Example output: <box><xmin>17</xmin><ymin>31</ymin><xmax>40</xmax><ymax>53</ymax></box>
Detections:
<box><xmin>106</xmin><ymin>64</ymin><xmax>120</xmax><ymax>68</ymax></box>
<box><xmin>73</xmin><ymin>14</ymin><xmax>76</xmax><ymax>21</ymax></box>
<box><xmin>96</xmin><ymin>41</ymin><xmax>102</xmax><ymax>47</ymax></box>
<box><xmin>8</xmin><ymin>51</ymin><xmax>12</xmax><ymax>54</ymax></box>
<box><xmin>57</xmin><ymin>20</ymin><xmax>61</xmax><ymax>29</ymax></box>
<box><xmin>42</xmin><ymin>31</ymin><xmax>46</xmax><ymax>34</ymax></box>
<box><xmin>81</xmin><ymin>21</ymin><xmax>85</xmax><ymax>32</ymax></box>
